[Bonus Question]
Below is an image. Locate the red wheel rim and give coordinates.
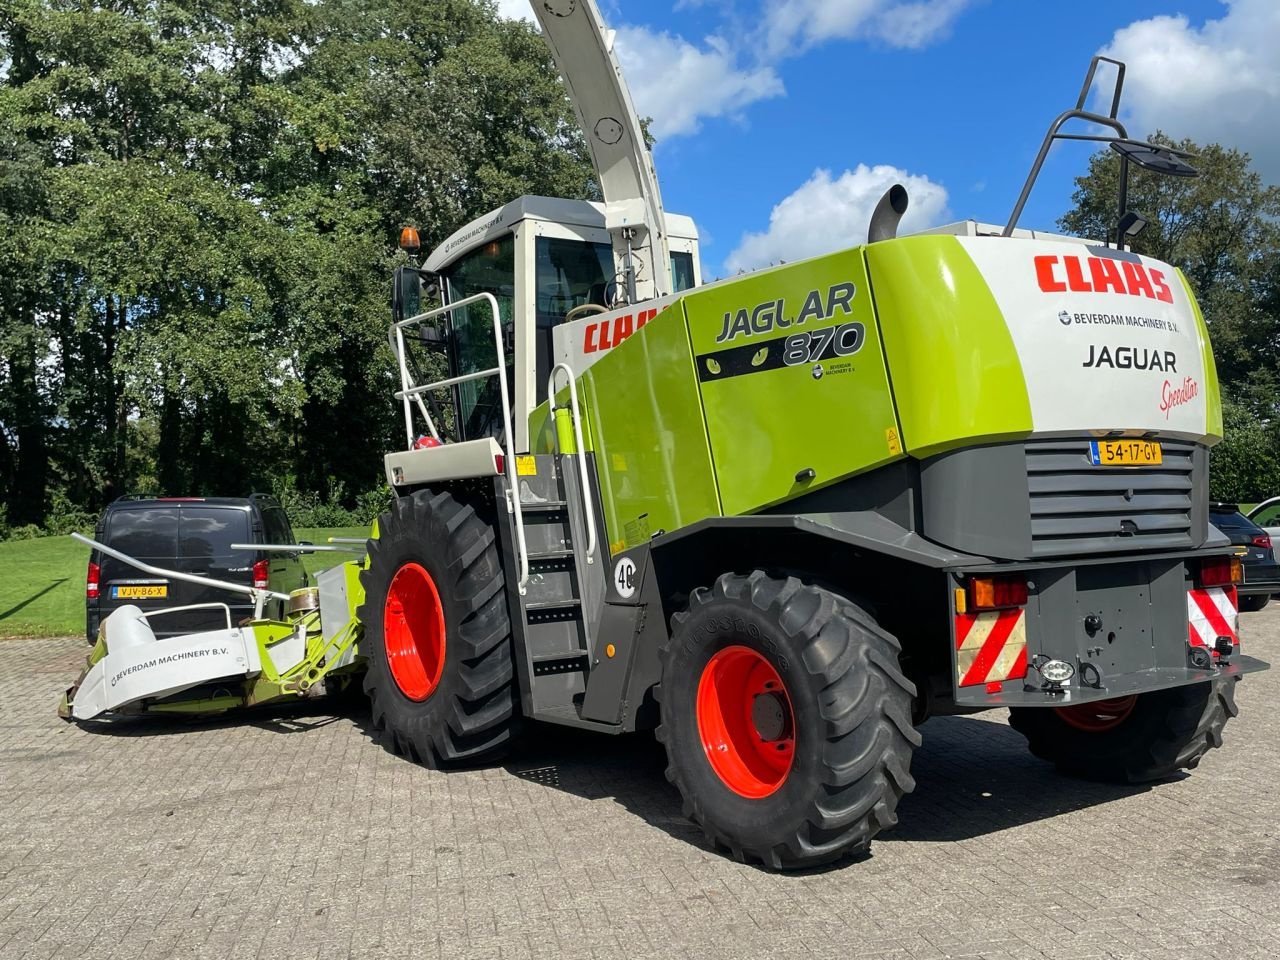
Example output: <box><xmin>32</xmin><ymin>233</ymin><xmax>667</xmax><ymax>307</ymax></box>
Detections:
<box><xmin>696</xmin><ymin>645</ymin><xmax>795</xmax><ymax>799</ymax></box>
<box><xmin>1056</xmin><ymin>695</ymin><xmax>1138</xmax><ymax>732</ymax></box>
<box><xmin>383</xmin><ymin>562</ymin><xmax>446</xmax><ymax>702</ymax></box>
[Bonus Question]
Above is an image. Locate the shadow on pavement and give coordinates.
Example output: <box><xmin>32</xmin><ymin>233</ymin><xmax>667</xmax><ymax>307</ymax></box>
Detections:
<box><xmin>499</xmin><ymin>713</ymin><xmax>1152</xmax><ymax>849</ymax></box>
<box><xmin>66</xmin><ymin>694</ymin><xmax>367</xmax><ymax>737</ymax></box>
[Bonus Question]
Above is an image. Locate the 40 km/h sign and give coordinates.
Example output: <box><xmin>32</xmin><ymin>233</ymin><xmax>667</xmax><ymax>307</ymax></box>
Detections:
<box><xmin>614</xmin><ymin>557</ymin><xmax>637</xmax><ymax>599</ymax></box>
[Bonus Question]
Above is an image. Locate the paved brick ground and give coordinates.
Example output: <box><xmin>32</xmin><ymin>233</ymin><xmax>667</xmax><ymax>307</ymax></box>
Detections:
<box><xmin>2</xmin><ymin>613</ymin><xmax>1279</xmax><ymax>960</ymax></box>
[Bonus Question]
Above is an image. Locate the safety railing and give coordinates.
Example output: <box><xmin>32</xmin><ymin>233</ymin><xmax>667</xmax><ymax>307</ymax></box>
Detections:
<box><xmin>548</xmin><ymin>363</ymin><xmax>598</xmax><ymax>565</ymax></box>
<box><xmin>388</xmin><ymin>293</ymin><xmax>529</xmax><ymax>593</ymax></box>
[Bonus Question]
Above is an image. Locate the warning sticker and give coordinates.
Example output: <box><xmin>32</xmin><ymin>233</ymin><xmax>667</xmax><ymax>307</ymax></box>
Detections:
<box><xmin>515</xmin><ymin>456</ymin><xmax>537</xmax><ymax>477</ymax></box>
<box><xmin>885</xmin><ymin>426</ymin><xmax>902</xmax><ymax>455</ymax></box>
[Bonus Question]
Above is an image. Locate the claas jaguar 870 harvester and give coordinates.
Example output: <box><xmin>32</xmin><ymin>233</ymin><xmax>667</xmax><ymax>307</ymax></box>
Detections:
<box><xmin>64</xmin><ymin>0</ymin><xmax>1267</xmax><ymax>869</ymax></box>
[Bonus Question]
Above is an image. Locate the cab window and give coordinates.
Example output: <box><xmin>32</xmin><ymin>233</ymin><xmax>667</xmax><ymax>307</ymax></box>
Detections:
<box><xmin>442</xmin><ymin>235</ymin><xmax>516</xmax><ymax>441</ymax></box>
<box><xmin>671</xmin><ymin>251</ymin><xmax>696</xmax><ymax>292</ymax></box>
<box><xmin>534</xmin><ymin>236</ymin><xmax>613</xmax><ymax>402</ymax></box>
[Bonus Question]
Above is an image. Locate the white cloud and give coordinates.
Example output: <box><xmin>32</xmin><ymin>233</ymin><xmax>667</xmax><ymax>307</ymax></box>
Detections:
<box><xmin>613</xmin><ymin>26</ymin><xmax>784</xmax><ymax>139</ymax></box>
<box><xmin>1101</xmin><ymin>0</ymin><xmax>1280</xmax><ymax>180</ymax></box>
<box><xmin>724</xmin><ymin>164</ymin><xmax>949</xmax><ymax>272</ymax></box>
<box><xmin>761</xmin><ymin>0</ymin><xmax>972</xmax><ymax>56</ymax></box>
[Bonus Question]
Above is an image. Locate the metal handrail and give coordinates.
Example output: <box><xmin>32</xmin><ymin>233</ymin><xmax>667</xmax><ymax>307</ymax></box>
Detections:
<box><xmin>388</xmin><ymin>292</ymin><xmax>530</xmax><ymax>594</ymax></box>
<box><xmin>548</xmin><ymin>363</ymin><xmax>598</xmax><ymax>564</ymax></box>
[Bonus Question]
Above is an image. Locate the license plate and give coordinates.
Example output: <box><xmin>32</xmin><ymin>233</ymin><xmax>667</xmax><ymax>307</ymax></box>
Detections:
<box><xmin>1088</xmin><ymin>439</ymin><xmax>1162</xmax><ymax>466</ymax></box>
<box><xmin>111</xmin><ymin>584</ymin><xmax>168</xmax><ymax>600</ymax></box>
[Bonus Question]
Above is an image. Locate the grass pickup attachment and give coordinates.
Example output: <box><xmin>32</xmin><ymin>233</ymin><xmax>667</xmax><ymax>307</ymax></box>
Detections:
<box><xmin>59</xmin><ymin>533</ymin><xmax>367</xmax><ymax>720</ymax></box>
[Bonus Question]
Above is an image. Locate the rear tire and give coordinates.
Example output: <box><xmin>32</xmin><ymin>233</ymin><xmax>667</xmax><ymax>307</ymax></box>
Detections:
<box><xmin>657</xmin><ymin>572</ymin><xmax>920</xmax><ymax>870</ymax></box>
<box><xmin>359</xmin><ymin>489</ymin><xmax>518</xmax><ymax>767</ymax></box>
<box><xmin>1008</xmin><ymin>677</ymin><xmax>1238</xmax><ymax>783</ymax></box>
<box><xmin>1239</xmin><ymin>594</ymin><xmax>1269</xmax><ymax>612</ymax></box>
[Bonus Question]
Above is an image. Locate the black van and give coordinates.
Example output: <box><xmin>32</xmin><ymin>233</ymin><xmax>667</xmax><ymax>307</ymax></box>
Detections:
<box><xmin>85</xmin><ymin>495</ymin><xmax>309</xmax><ymax>642</ymax></box>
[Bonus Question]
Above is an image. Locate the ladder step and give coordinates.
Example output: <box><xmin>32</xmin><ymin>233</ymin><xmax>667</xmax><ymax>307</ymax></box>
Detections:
<box><xmin>532</xmin><ymin>653</ymin><xmax>590</xmax><ymax>676</ymax></box>
<box><xmin>520</xmin><ymin>500</ymin><xmax>568</xmax><ymax>512</ymax></box>
<box><xmin>524</xmin><ymin>599</ymin><xmax>581</xmax><ymax>612</ymax></box>
<box><xmin>528</xmin><ymin>548</ymin><xmax>575</xmax><ymax>561</ymax></box>
<box><xmin>532</xmin><ymin>652</ymin><xmax>589</xmax><ymax>664</ymax></box>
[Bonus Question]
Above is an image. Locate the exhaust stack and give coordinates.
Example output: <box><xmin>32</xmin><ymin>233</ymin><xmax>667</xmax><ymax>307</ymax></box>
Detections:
<box><xmin>868</xmin><ymin>184</ymin><xmax>909</xmax><ymax>243</ymax></box>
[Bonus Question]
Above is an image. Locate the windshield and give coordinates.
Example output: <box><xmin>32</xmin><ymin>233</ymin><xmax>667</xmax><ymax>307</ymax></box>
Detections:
<box><xmin>536</xmin><ymin>236</ymin><xmax>613</xmax><ymax>321</ymax></box>
<box><xmin>442</xmin><ymin>235</ymin><xmax>515</xmax><ymax>441</ymax></box>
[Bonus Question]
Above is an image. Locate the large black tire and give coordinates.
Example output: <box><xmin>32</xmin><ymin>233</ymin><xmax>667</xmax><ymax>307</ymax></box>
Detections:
<box><xmin>656</xmin><ymin>572</ymin><xmax>920</xmax><ymax>870</ymax></box>
<box><xmin>359</xmin><ymin>489</ymin><xmax>518</xmax><ymax>767</ymax></box>
<box><xmin>1008</xmin><ymin>677</ymin><xmax>1238</xmax><ymax>783</ymax></box>
<box><xmin>1239</xmin><ymin>594</ymin><xmax>1269</xmax><ymax>613</ymax></box>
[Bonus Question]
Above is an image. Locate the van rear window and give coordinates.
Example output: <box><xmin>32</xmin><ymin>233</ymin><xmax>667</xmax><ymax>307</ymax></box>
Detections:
<box><xmin>106</xmin><ymin>508</ymin><xmax>179</xmax><ymax>560</ymax></box>
<box><xmin>180</xmin><ymin>508</ymin><xmax>251</xmax><ymax>561</ymax></box>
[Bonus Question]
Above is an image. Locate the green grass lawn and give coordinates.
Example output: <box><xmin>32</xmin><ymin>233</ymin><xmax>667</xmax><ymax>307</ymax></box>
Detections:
<box><xmin>0</xmin><ymin>526</ymin><xmax>370</xmax><ymax>639</ymax></box>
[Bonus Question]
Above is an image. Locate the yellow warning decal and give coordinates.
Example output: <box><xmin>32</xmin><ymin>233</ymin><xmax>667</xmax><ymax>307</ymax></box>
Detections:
<box><xmin>611</xmin><ymin>452</ymin><xmax>628</xmax><ymax>472</ymax></box>
<box><xmin>885</xmin><ymin>426</ymin><xmax>903</xmax><ymax>455</ymax></box>
<box><xmin>515</xmin><ymin>456</ymin><xmax>537</xmax><ymax>476</ymax></box>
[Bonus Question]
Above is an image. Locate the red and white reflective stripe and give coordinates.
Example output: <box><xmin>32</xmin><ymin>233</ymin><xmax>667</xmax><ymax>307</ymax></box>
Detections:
<box><xmin>955</xmin><ymin>609</ymin><xmax>1028</xmax><ymax>688</ymax></box>
<box><xmin>1187</xmin><ymin>586</ymin><xmax>1238</xmax><ymax>652</ymax></box>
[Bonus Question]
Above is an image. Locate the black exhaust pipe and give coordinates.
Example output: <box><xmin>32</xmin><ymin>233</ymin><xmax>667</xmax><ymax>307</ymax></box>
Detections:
<box><xmin>867</xmin><ymin>184</ymin><xmax>909</xmax><ymax>243</ymax></box>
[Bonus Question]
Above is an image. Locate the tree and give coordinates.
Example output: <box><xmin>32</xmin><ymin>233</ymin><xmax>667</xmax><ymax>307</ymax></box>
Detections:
<box><xmin>0</xmin><ymin>0</ymin><xmax>597</xmax><ymax>530</ymax></box>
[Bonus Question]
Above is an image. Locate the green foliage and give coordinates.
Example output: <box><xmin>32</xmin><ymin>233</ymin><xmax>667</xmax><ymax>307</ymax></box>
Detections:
<box><xmin>1060</xmin><ymin>135</ymin><xmax>1280</xmax><ymax>496</ymax></box>
<box><xmin>0</xmin><ymin>0</ymin><xmax>595</xmax><ymax>529</ymax></box>
<box><xmin>1209</xmin><ymin>399</ymin><xmax>1280</xmax><ymax>503</ymax></box>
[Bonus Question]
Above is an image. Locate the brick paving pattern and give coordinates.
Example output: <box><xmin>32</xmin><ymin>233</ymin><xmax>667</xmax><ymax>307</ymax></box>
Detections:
<box><xmin>2</xmin><ymin>613</ymin><xmax>1278</xmax><ymax>960</ymax></box>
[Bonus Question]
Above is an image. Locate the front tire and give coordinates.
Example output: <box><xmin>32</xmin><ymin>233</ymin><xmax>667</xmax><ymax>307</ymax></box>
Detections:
<box><xmin>359</xmin><ymin>489</ymin><xmax>518</xmax><ymax>767</ymax></box>
<box><xmin>657</xmin><ymin>572</ymin><xmax>920</xmax><ymax>870</ymax></box>
<box><xmin>1008</xmin><ymin>677</ymin><xmax>1238</xmax><ymax>783</ymax></box>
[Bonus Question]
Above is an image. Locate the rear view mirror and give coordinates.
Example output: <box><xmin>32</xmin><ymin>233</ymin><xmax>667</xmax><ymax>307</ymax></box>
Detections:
<box><xmin>297</xmin><ymin>539</ymin><xmax>315</xmax><ymax>555</ymax></box>
<box><xmin>393</xmin><ymin>265</ymin><xmax>422</xmax><ymax>323</ymax></box>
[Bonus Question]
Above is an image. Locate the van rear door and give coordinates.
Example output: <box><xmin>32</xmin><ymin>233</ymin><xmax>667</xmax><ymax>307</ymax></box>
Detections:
<box><xmin>175</xmin><ymin>506</ymin><xmax>254</xmax><ymax>631</ymax></box>
<box><xmin>100</xmin><ymin>506</ymin><xmax>180</xmax><ymax>623</ymax></box>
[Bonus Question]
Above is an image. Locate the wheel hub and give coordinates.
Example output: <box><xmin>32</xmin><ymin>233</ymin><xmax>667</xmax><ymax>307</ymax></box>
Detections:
<box><xmin>751</xmin><ymin>690</ymin><xmax>791</xmax><ymax>742</ymax></box>
<box><xmin>695</xmin><ymin>645</ymin><xmax>796</xmax><ymax>799</ymax></box>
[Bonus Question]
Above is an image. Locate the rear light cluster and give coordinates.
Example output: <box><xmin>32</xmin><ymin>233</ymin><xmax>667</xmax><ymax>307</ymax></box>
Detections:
<box><xmin>86</xmin><ymin>561</ymin><xmax>100</xmax><ymax>600</ymax></box>
<box><xmin>1198</xmin><ymin>556</ymin><xmax>1243</xmax><ymax>589</ymax></box>
<box><xmin>964</xmin><ymin>574</ymin><xmax>1029</xmax><ymax>612</ymax></box>
<box><xmin>1252</xmin><ymin>533</ymin><xmax>1272</xmax><ymax>549</ymax></box>
<box><xmin>253</xmin><ymin>559</ymin><xmax>270</xmax><ymax>590</ymax></box>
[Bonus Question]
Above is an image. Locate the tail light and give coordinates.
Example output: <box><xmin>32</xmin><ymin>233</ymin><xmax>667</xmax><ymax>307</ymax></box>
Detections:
<box><xmin>86</xmin><ymin>561</ymin><xmax>100</xmax><ymax>600</ymax></box>
<box><xmin>253</xmin><ymin>559</ymin><xmax>270</xmax><ymax>590</ymax></box>
<box><xmin>1198</xmin><ymin>556</ymin><xmax>1243</xmax><ymax>588</ymax></box>
<box><xmin>966</xmin><ymin>574</ymin><xmax>1029</xmax><ymax>611</ymax></box>
<box><xmin>1251</xmin><ymin>533</ymin><xmax>1272</xmax><ymax>549</ymax></box>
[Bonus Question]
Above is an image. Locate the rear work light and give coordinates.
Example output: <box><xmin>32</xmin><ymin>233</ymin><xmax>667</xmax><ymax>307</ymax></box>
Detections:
<box><xmin>253</xmin><ymin>559</ymin><xmax>270</xmax><ymax>590</ymax></box>
<box><xmin>1198</xmin><ymin>556</ymin><xmax>1243</xmax><ymax>589</ymax></box>
<box><xmin>966</xmin><ymin>574</ymin><xmax>1029</xmax><ymax>611</ymax></box>
<box><xmin>86</xmin><ymin>561</ymin><xmax>100</xmax><ymax>600</ymax></box>
<box><xmin>1251</xmin><ymin>533</ymin><xmax>1272</xmax><ymax>549</ymax></box>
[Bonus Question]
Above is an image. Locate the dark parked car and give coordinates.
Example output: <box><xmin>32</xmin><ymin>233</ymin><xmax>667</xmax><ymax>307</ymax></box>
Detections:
<box><xmin>1209</xmin><ymin>502</ymin><xmax>1280</xmax><ymax>612</ymax></box>
<box><xmin>85</xmin><ymin>495</ymin><xmax>309</xmax><ymax>643</ymax></box>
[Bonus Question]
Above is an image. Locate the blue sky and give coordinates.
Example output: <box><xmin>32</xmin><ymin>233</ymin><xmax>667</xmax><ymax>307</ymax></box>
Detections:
<box><xmin>497</xmin><ymin>1</ymin><xmax>1280</xmax><ymax>279</ymax></box>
